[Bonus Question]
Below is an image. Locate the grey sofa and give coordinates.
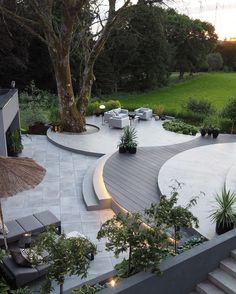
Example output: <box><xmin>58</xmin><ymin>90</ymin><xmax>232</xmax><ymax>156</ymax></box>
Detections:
<box><xmin>104</xmin><ymin>108</ymin><xmax>128</xmax><ymax>122</ymax></box>
<box><xmin>134</xmin><ymin>107</ymin><xmax>153</xmax><ymax>120</ymax></box>
<box><xmin>0</xmin><ymin>210</ymin><xmax>61</xmax><ymax>288</ymax></box>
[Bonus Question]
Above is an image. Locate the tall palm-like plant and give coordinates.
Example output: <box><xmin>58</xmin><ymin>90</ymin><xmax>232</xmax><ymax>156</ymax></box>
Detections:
<box><xmin>210</xmin><ymin>184</ymin><xmax>236</xmax><ymax>235</ymax></box>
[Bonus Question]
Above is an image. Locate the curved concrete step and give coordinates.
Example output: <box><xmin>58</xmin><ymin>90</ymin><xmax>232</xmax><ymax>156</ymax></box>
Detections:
<box><xmin>82</xmin><ymin>162</ymin><xmax>100</xmax><ymax>211</ymax></box>
<box><xmin>208</xmin><ymin>268</ymin><xmax>236</xmax><ymax>294</ymax></box>
<box><xmin>196</xmin><ymin>281</ymin><xmax>226</xmax><ymax>294</ymax></box>
<box><xmin>93</xmin><ymin>153</ymin><xmax>113</xmax><ymax>209</ymax></box>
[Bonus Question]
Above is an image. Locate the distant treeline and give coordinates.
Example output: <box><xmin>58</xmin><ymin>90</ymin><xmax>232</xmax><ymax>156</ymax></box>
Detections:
<box><xmin>0</xmin><ymin>3</ymin><xmax>233</xmax><ymax>94</ymax></box>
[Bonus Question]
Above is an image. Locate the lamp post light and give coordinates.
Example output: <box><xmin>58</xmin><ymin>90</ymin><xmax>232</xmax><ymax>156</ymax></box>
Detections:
<box><xmin>99</xmin><ymin>104</ymin><xmax>106</xmax><ymax>125</ymax></box>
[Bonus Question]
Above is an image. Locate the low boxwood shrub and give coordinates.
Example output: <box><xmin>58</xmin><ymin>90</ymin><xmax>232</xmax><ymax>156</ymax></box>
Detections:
<box><xmin>86</xmin><ymin>100</ymin><xmax>121</xmax><ymax>115</ymax></box>
<box><xmin>163</xmin><ymin>121</ymin><xmax>198</xmax><ymax>136</ymax></box>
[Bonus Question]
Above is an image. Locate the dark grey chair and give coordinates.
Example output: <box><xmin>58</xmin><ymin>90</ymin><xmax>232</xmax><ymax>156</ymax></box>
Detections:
<box><xmin>1</xmin><ymin>256</ymin><xmax>50</xmax><ymax>288</ymax></box>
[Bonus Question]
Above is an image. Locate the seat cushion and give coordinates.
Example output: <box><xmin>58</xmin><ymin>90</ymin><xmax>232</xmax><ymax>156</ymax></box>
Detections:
<box><xmin>10</xmin><ymin>248</ymin><xmax>32</xmax><ymax>268</ymax></box>
<box><xmin>0</xmin><ymin>220</ymin><xmax>26</xmax><ymax>247</ymax></box>
<box><xmin>16</xmin><ymin>215</ymin><xmax>44</xmax><ymax>234</ymax></box>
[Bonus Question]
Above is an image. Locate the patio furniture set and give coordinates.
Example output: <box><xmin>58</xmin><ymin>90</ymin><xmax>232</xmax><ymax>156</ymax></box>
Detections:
<box><xmin>0</xmin><ymin>210</ymin><xmax>61</xmax><ymax>288</ymax></box>
<box><xmin>104</xmin><ymin>107</ymin><xmax>153</xmax><ymax>129</ymax></box>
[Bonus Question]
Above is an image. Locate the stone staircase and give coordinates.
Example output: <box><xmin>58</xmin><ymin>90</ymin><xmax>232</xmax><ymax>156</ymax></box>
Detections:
<box><xmin>191</xmin><ymin>249</ymin><xmax>236</xmax><ymax>294</ymax></box>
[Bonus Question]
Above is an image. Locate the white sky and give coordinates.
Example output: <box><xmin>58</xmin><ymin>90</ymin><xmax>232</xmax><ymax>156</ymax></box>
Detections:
<box><xmin>168</xmin><ymin>0</ymin><xmax>236</xmax><ymax>40</ymax></box>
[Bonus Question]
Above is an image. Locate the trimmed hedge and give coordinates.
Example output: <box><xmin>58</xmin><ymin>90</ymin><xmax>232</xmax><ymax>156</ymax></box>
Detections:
<box><xmin>163</xmin><ymin>121</ymin><xmax>198</xmax><ymax>136</ymax></box>
<box><xmin>86</xmin><ymin>100</ymin><xmax>121</xmax><ymax>115</ymax></box>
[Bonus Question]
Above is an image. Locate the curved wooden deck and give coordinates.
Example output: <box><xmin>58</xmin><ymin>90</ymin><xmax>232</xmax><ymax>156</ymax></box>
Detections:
<box><xmin>103</xmin><ymin>134</ymin><xmax>236</xmax><ymax>213</ymax></box>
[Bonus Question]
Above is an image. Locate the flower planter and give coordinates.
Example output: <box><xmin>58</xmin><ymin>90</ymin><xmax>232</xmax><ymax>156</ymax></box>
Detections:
<box><xmin>212</xmin><ymin>130</ymin><xmax>219</xmax><ymax>139</ymax></box>
<box><xmin>200</xmin><ymin>128</ymin><xmax>206</xmax><ymax>136</ymax></box>
<box><xmin>216</xmin><ymin>221</ymin><xmax>234</xmax><ymax>235</ymax></box>
<box><xmin>128</xmin><ymin>147</ymin><xmax>137</xmax><ymax>154</ymax></box>
<box><xmin>119</xmin><ymin>146</ymin><xmax>126</xmax><ymax>153</ymax></box>
<box><xmin>28</xmin><ymin>123</ymin><xmax>49</xmax><ymax>135</ymax></box>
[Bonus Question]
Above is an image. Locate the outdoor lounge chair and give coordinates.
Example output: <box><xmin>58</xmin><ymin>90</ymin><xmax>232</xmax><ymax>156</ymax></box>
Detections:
<box><xmin>1</xmin><ymin>253</ymin><xmax>50</xmax><ymax>289</ymax></box>
<box><xmin>134</xmin><ymin>107</ymin><xmax>153</xmax><ymax>120</ymax></box>
<box><xmin>104</xmin><ymin>108</ymin><xmax>128</xmax><ymax>122</ymax></box>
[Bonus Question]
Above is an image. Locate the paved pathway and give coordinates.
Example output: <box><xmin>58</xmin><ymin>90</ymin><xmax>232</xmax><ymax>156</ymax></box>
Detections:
<box><xmin>47</xmin><ymin>116</ymin><xmax>199</xmax><ymax>156</ymax></box>
<box><xmin>2</xmin><ymin>135</ymin><xmax>126</xmax><ymax>292</ymax></box>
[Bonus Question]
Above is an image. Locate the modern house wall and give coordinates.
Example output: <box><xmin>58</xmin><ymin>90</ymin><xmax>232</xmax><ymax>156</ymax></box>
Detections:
<box><xmin>0</xmin><ymin>89</ymin><xmax>20</xmax><ymax>156</ymax></box>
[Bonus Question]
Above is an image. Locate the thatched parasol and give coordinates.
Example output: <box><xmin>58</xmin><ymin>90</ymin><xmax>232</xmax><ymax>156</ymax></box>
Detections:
<box><xmin>0</xmin><ymin>156</ymin><xmax>46</xmax><ymax>249</ymax></box>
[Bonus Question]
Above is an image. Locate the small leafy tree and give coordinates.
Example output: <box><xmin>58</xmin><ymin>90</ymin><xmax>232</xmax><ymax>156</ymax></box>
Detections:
<box><xmin>32</xmin><ymin>228</ymin><xmax>97</xmax><ymax>294</ymax></box>
<box><xmin>97</xmin><ymin>212</ymin><xmax>171</xmax><ymax>277</ymax></box>
<box><xmin>145</xmin><ymin>184</ymin><xmax>199</xmax><ymax>253</ymax></box>
<box><xmin>222</xmin><ymin>98</ymin><xmax>236</xmax><ymax>133</ymax></box>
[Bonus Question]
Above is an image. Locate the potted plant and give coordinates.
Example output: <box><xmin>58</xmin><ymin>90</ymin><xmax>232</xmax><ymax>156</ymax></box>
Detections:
<box><xmin>118</xmin><ymin>126</ymin><xmax>138</xmax><ymax>154</ymax></box>
<box><xmin>210</xmin><ymin>184</ymin><xmax>236</xmax><ymax>235</ymax></box>
<box><xmin>202</xmin><ymin>116</ymin><xmax>220</xmax><ymax>138</ymax></box>
<box><xmin>212</xmin><ymin>127</ymin><xmax>220</xmax><ymax>139</ymax></box>
<box><xmin>200</xmin><ymin>127</ymin><xmax>207</xmax><ymax>136</ymax></box>
<box><xmin>7</xmin><ymin>129</ymin><xmax>23</xmax><ymax>157</ymax></box>
<box><xmin>118</xmin><ymin>136</ymin><xmax>126</xmax><ymax>153</ymax></box>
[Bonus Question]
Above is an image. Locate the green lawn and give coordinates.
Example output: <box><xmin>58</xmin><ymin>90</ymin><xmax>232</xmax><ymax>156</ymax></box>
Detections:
<box><xmin>107</xmin><ymin>73</ymin><xmax>236</xmax><ymax>114</ymax></box>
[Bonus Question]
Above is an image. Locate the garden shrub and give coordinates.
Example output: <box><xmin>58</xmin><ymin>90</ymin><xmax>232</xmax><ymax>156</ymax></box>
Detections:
<box><xmin>154</xmin><ymin>105</ymin><xmax>165</xmax><ymax>116</ymax></box>
<box><xmin>219</xmin><ymin>117</ymin><xmax>235</xmax><ymax>133</ymax></box>
<box><xmin>163</xmin><ymin>121</ymin><xmax>198</xmax><ymax>136</ymax></box>
<box><xmin>86</xmin><ymin>100</ymin><xmax>121</xmax><ymax>115</ymax></box>
<box><xmin>21</xmin><ymin>108</ymin><xmax>49</xmax><ymax>128</ymax></box>
<box><xmin>176</xmin><ymin>110</ymin><xmax>205</xmax><ymax>125</ymax></box>
<box><xmin>185</xmin><ymin>97</ymin><xmax>215</xmax><ymax>115</ymax></box>
<box><xmin>202</xmin><ymin>115</ymin><xmax>220</xmax><ymax>130</ymax></box>
<box><xmin>105</xmin><ymin>100</ymin><xmax>121</xmax><ymax>110</ymax></box>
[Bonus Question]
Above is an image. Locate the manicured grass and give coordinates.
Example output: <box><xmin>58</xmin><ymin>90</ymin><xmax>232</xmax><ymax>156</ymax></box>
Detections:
<box><xmin>107</xmin><ymin>73</ymin><xmax>236</xmax><ymax>114</ymax></box>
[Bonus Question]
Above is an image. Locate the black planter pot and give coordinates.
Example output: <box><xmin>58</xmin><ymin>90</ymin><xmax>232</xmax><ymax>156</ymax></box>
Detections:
<box><xmin>212</xmin><ymin>130</ymin><xmax>219</xmax><ymax>139</ymax></box>
<box><xmin>200</xmin><ymin>128</ymin><xmax>206</xmax><ymax>136</ymax></box>
<box><xmin>119</xmin><ymin>146</ymin><xmax>126</xmax><ymax>153</ymax></box>
<box><xmin>216</xmin><ymin>221</ymin><xmax>234</xmax><ymax>235</ymax></box>
<box><xmin>128</xmin><ymin>147</ymin><xmax>137</xmax><ymax>154</ymax></box>
<box><xmin>8</xmin><ymin>151</ymin><xmax>19</xmax><ymax>157</ymax></box>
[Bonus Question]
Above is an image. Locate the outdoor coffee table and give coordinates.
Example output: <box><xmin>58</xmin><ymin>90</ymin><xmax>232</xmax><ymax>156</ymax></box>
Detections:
<box><xmin>128</xmin><ymin>112</ymin><xmax>139</xmax><ymax>125</ymax></box>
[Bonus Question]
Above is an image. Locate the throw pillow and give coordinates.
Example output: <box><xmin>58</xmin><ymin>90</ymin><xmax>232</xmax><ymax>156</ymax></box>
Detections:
<box><xmin>10</xmin><ymin>248</ymin><xmax>32</xmax><ymax>267</ymax></box>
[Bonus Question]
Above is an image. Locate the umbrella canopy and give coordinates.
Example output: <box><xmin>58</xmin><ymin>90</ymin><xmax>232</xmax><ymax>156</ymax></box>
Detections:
<box><xmin>0</xmin><ymin>156</ymin><xmax>46</xmax><ymax>249</ymax></box>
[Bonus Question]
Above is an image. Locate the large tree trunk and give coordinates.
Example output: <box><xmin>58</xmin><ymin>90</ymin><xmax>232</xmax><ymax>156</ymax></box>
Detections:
<box><xmin>77</xmin><ymin>64</ymin><xmax>94</xmax><ymax>116</ymax></box>
<box><xmin>51</xmin><ymin>50</ymin><xmax>86</xmax><ymax>133</ymax></box>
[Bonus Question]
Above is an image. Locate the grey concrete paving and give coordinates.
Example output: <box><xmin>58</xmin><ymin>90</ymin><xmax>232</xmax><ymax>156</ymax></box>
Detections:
<box><xmin>2</xmin><ymin>135</ymin><xmax>126</xmax><ymax>292</ymax></box>
<box><xmin>47</xmin><ymin>116</ymin><xmax>200</xmax><ymax>156</ymax></box>
<box><xmin>158</xmin><ymin>142</ymin><xmax>236</xmax><ymax>240</ymax></box>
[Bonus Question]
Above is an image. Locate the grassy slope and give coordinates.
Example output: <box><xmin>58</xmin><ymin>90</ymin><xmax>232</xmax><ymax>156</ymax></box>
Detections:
<box><xmin>109</xmin><ymin>73</ymin><xmax>236</xmax><ymax>113</ymax></box>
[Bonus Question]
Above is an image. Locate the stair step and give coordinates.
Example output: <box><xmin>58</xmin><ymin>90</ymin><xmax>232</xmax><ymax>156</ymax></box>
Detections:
<box><xmin>196</xmin><ymin>281</ymin><xmax>226</xmax><ymax>294</ymax></box>
<box><xmin>82</xmin><ymin>162</ymin><xmax>100</xmax><ymax>211</ymax></box>
<box><xmin>209</xmin><ymin>268</ymin><xmax>236</xmax><ymax>294</ymax></box>
<box><xmin>220</xmin><ymin>257</ymin><xmax>236</xmax><ymax>279</ymax></box>
<box><xmin>231</xmin><ymin>250</ymin><xmax>236</xmax><ymax>260</ymax></box>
